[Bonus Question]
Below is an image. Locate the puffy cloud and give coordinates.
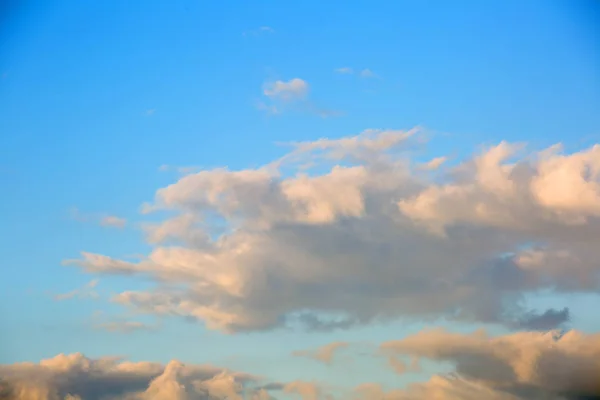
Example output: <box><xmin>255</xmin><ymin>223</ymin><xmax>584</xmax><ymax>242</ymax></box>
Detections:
<box><xmin>380</xmin><ymin>328</ymin><xmax>600</xmax><ymax>399</ymax></box>
<box><xmin>259</xmin><ymin>78</ymin><xmax>339</xmax><ymax>118</ymax></box>
<box><xmin>263</xmin><ymin>79</ymin><xmax>308</xmax><ymax>102</ymax></box>
<box><xmin>292</xmin><ymin>342</ymin><xmax>348</xmax><ymax>364</ymax></box>
<box><xmin>0</xmin><ymin>353</ymin><xmax>273</xmax><ymax>400</ymax></box>
<box><xmin>64</xmin><ymin>129</ymin><xmax>600</xmax><ymax>333</ymax></box>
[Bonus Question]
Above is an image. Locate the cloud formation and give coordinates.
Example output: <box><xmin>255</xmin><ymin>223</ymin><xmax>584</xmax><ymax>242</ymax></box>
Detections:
<box><xmin>70</xmin><ymin>208</ymin><xmax>127</xmax><ymax>229</ymax></box>
<box><xmin>292</xmin><ymin>342</ymin><xmax>348</xmax><ymax>364</ymax></box>
<box><xmin>378</xmin><ymin>328</ymin><xmax>600</xmax><ymax>399</ymax></box>
<box><xmin>258</xmin><ymin>78</ymin><xmax>339</xmax><ymax>117</ymax></box>
<box><xmin>0</xmin><ymin>353</ymin><xmax>273</xmax><ymax>400</ymax></box>
<box><xmin>64</xmin><ymin>129</ymin><xmax>600</xmax><ymax>334</ymax></box>
<box><xmin>53</xmin><ymin>280</ymin><xmax>99</xmax><ymax>301</ymax></box>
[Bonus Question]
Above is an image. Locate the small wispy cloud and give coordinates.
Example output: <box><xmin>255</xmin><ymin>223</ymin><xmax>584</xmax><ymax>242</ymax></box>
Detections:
<box><xmin>359</xmin><ymin>68</ymin><xmax>377</xmax><ymax>78</ymax></box>
<box><xmin>333</xmin><ymin>67</ymin><xmax>379</xmax><ymax>79</ymax></box>
<box><xmin>94</xmin><ymin>320</ymin><xmax>156</xmax><ymax>334</ymax></box>
<box><xmin>54</xmin><ymin>279</ymin><xmax>99</xmax><ymax>301</ymax></box>
<box><xmin>70</xmin><ymin>207</ymin><xmax>127</xmax><ymax>229</ymax></box>
<box><xmin>258</xmin><ymin>78</ymin><xmax>342</xmax><ymax>118</ymax></box>
<box><xmin>243</xmin><ymin>26</ymin><xmax>275</xmax><ymax>36</ymax></box>
<box><xmin>145</xmin><ymin>108</ymin><xmax>156</xmax><ymax>116</ymax></box>
<box><xmin>100</xmin><ymin>215</ymin><xmax>127</xmax><ymax>228</ymax></box>
<box><xmin>418</xmin><ymin>156</ymin><xmax>447</xmax><ymax>170</ymax></box>
<box><xmin>334</xmin><ymin>67</ymin><xmax>353</xmax><ymax>74</ymax></box>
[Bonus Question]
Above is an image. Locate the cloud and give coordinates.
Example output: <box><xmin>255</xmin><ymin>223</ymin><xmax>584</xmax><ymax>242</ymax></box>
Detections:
<box><xmin>93</xmin><ymin>320</ymin><xmax>156</xmax><ymax>334</ymax></box>
<box><xmin>418</xmin><ymin>156</ymin><xmax>447</xmax><ymax>170</ymax></box>
<box><xmin>70</xmin><ymin>208</ymin><xmax>127</xmax><ymax>229</ymax></box>
<box><xmin>333</xmin><ymin>67</ymin><xmax>377</xmax><ymax>78</ymax></box>
<box><xmin>292</xmin><ymin>342</ymin><xmax>348</xmax><ymax>364</ymax></box>
<box><xmin>145</xmin><ymin>109</ymin><xmax>156</xmax><ymax>116</ymax></box>
<box><xmin>359</xmin><ymin>69</ymin><xmax>377</xmax><ymax>78</ymax></box>
<box><xmin>284</xmin><ymin>381</ymin><xmax>321</xmax><ymax>400</ymax></box>
<box><xmin>263</xmin><ymin>78</ymin><xmax>308</xmax><ymax>101</ymax></box>
<box><xmin>334</xmin><ymin>67</ymin><xmax>353</xmax><ymax>74</ymax></box>
<box><xmin>101</xmin><ymin>216</ymin><xmax>127</xmax><ymax>228</ymax></box>
<box><xmin>259</xmin><ymin>78</ymin><xmax>340</xmax><ymax>118</ymax></box>
<box><xmin>379</xmin><ymin>328</ymin><xmax>600</xmax><ymax>399</ymax></box>
<box><xmin>0</xmin><ymin>353</ymin><xmax>274</xmax><ymax>400</ymax></box>
<box><xmin>64</xmin><ymin>129</ymin><xmax>600</xmax><ymax>333</ymax></box>
<box><xmin>53</xmin><ymin>279</ymin><xmax>99</xmax><ymax>301</ymax></box>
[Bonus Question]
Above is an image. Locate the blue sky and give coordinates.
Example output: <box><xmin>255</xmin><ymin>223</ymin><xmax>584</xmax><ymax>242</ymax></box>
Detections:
<box><xmin>1</xmin><ymin>0</ymin><xmax>600</xmax><ymax>398</ymax></box>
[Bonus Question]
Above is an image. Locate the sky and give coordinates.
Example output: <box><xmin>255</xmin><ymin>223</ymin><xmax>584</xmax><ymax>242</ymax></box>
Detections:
<box><xmin>1</xmin><ymin>1</ymin><xmax>600</xmax><ymax>399</ymax></box>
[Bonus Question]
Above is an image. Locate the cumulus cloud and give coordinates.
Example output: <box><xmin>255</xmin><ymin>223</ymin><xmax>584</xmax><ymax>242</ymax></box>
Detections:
<box><xmin>263</xmin><ymin>79</ymin><xmax>308</xmax><ymax>102</ymax></box>
<box><xmin>0</xmin><ymin>353</ymin><xmax>274</xmax><ymax>400</ymax></box>
<box><xmin>379</xmin><ymin>328</ymin><xmax>600</xmax><ymax>399</ymax></box>
<box><xmin>63</xmin><ymin>129</ymin><xmax>600</xmax><ymax>334</ymax></box>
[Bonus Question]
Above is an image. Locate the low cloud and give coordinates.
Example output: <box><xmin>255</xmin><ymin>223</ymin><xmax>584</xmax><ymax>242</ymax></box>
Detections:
<box><xmin>378</xmin><ymin>328</ymin><xmax>600</xmax><ymax>399</ymax></box>
<box><xmin>0</xmin><ymin>353</ymin><xmax>275</xmax><ymax>400</ymax></box>
<box><xmin>64</xmin><ymin>130</ymin><xmax>600</xmax><ymax>334</ymax></box>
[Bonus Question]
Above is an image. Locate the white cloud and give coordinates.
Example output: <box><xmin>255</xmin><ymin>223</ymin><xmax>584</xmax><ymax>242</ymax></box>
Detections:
<box><xmin>64</xmin><ymin>130</ymin><xmax>600</xmax><ymax>334</ymax></box>
<box><xmin>0</xmin><ymin>353</ymin><xmax>273</xmax><ymax>400</ymax></box>
<box><xmin>263</xmin><ymin>78</ymin><xmax>308</xmax><ymax>101</ymax></box>
<box><xmin>259</xmin><ymin>78</ymin><xmax>340</xmax><ymax>118</ymax></box>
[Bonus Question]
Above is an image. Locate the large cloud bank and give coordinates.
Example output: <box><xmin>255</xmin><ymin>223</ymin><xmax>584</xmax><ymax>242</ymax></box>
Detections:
<box><xmin>0</xmin><ymin>353</ymin><xmax>275</xmax><ymax>400</ymax></box>
<box><xmin>377</xmin><ymin>328</ymin><xmax>600</xmax><ymax>399</ymax></box>
<box><xmin>5</xmin><ymin>327</ymin><xmax>600</xmax><ymax>400</ymax></box>
<box><xmin>65</xmin><ymin>128</ymin><xmax>600</xmax><ymax>333</ymax></box>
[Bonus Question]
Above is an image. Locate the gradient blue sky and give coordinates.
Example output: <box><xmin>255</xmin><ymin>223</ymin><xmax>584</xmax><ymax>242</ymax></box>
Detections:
<box><xmin>1</xmin><ymin>0</ymin><xmax>600</xmax><ymax>394</ymax></box>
